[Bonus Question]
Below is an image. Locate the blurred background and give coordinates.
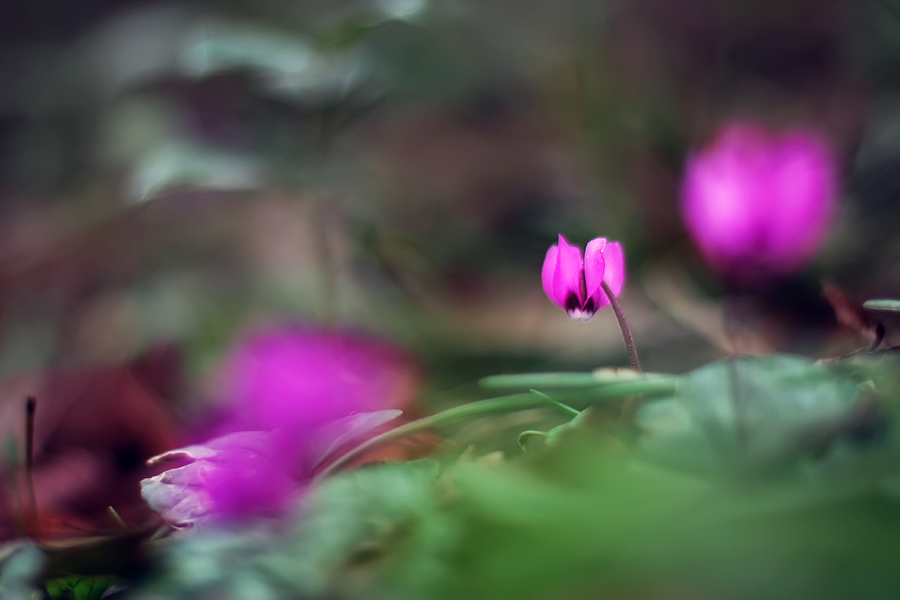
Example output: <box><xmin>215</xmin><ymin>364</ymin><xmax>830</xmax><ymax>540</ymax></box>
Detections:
<box><xmin>0</xmin><ymin>0</ymin><xmax>900</xmax><ymax>452</ymax></box>
<box><xmin>7</xmin><ymin>2</ymin><xmax>900</xmax><ymax>593</ymax></box>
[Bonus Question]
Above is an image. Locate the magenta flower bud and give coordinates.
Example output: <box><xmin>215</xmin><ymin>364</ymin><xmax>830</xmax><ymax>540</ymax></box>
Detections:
<box><xmin>681</xmin><ymin>122</ymin><xmax>837</xmax><ymax>279</ymax></box>
<box><xmin>541</xmin><ymin>235</ymin><xmax>625</xmax><ymax>321</ymax></box>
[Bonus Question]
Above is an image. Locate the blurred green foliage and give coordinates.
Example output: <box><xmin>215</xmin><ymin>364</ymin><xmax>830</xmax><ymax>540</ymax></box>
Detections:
<box><xmin>45</xmin><ymin>575</ymin><xmax>117</xmax><ymax>600</ymax></box>
<box><xmin>113</xmin><ymin>352</ymin><xmax>900</xmax><ymax>599</ymax></box>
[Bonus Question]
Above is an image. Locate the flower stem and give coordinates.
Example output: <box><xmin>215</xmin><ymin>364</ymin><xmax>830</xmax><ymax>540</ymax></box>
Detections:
<box><xmin>601</xmin><ymin>281</ymin><xmax>641</xmax><ymax>372</ymax></box>
<box><xmin>315</xmin><ymin>377</ymin><xmax>677</xmax><ymax>480</ymax></box>
<box><xmin>314</xmin><ymin>393</ymin><xmax>537</xmax><ymax>481</ymax></box>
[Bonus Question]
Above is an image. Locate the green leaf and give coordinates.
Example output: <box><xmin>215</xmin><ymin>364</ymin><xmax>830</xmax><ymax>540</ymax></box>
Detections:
<box><xmin>635</xmin><ymin>398</ymin><xmax>720</xmax><ymax>473</ymax></box>
<box><xmin>545</xmin><ymin>407</ymin><xmax>594</xmax><ymax>447</ymax></box>
<box><xmin>479</xmin><ymin>370</ymin><xmax>669</xmax><ymax>391</ymax></box>
<box><xmin>450</xmin><ymin>461</ymin><xmax>592</xmax><ymax>527</ymax></box>
<box><xmin>565</xmin><ymin>378</ymin><xmax>679</xmax><ymax>403</ymax></box>
<box><xmin>318</xmin><ymin>18</ymin><xmax>378</xmax><ymax>49</ymax></box>
<box><xmin>317</xmin><ymin>385</ymin><xmax>678</xmax><ymax>480</ymax></box>
<box><xmin>528</xmin><ymin>389</ymin><xmax>580</xmax><ymax>418</ymax></box>
<box><xmin>517</xmin><ymin>430</ymin><xmax>549</xmax><ymax>451</ymax></box>
<box><xmin>479</xmin><ymin>372</ymin><xmax>601</xmax><ymax>389</ymax></box>
<box><xmin>591</xmin><ymin>367</ymin><xmax>664</xmax><ymax>383</ymax></box>
<box><xmin>278</xmin><ymin>460</ymin><xmax>448</xmax><ymax>597</ymax></box>
<box><xmin>45</xmin><ymin>576</ymin><xmax>117</xmax><ymax>600</ymax></box>
<box><xmin>440</xmin><ymin>435</ymin><xmax>900</xmax><ymax>600</ymax></box>
<box><xmin>638</xmin><ymin>355</ymin><xmax>862</xmax><ymax>473</ymax></box>
<box><xmin>152</xmin><ymin>461</ymin><xmax>449</xmax><ymax>599</ymax></box>
<box><xmin>863</xmin><ymin>299</ymin><xmax>900</xmax><ymax>311</ymax></box>
<box><xmin>129</xmin><ymin>142</ymin><xmax>265</xmax><ymax>203</ymax></box>
<box><xmin>180</xmin><ymin>20</ymin><xmax>373</xmax><ymax>105</ymax></box>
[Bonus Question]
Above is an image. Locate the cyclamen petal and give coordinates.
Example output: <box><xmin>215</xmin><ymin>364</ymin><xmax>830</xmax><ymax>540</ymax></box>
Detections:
<box><xmin>541</xmin><ymin>245</ymin><xmax>562</xmax><ymax>307</ymax></box>
<box><xmin>595</xmin><ymin>241</ymin><xmax>625</xmax><ymax>309</ymax></box>
<box><xmin>583</xmin><ymin>238</ymin><xmax>607</xmax><ymax>309</ymax></box>
<box><xmin>553</xmin><ymin>234</ymin><xmax>585</xmax><ymax>311</ymax></box>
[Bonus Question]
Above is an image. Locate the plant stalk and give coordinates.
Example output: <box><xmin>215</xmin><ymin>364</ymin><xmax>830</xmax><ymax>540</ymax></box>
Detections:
<box><xmin>315</xmin><ymin>377</ymin><xmax>677</xmax><ymax>480</ymax></box>
<box><xmin>602</xmin><ymin>281</ymin><xmax>641</xmax><ymax>372</ymax></box>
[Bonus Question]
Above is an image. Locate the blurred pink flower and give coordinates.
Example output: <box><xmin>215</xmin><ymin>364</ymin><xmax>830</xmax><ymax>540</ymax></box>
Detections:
<box><xmin>220</xmin><ymin>327</ymin><xmax>418</xmax><ymax>433</ymax></box>
<box><xmin>142</xmin><ymin>327</ymin><xmax>418</xmax><ymax>525</ymax></box>
<box><xmin>541</xmin><ymin>235</ymin><xmax>625</xmax><ymax>321</ymax></box>
<box><xmin>142</xmin><ymin>410</ymin><xmax>402</xmax><ymax>526</ymax></box>
<box><xmin>681</xmin><ymin>122</ymin><xmax>837</xmax><ymax>279</ymax></box>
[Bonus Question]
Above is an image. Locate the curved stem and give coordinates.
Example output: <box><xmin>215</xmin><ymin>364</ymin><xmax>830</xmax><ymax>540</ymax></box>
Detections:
<box><xmin>315</xmin><ymin>377</ymin><xmax>677</xmax><ymax>480</ymax></box>
<box><xmin>314</xmin><ymin>393</ymin><xmax>537</xmax><ymax>482</ymax></box>
<box><xmin>602</xmin><ymin>281</ymin><xmax>641</xmax><ymax>372</ymax></box>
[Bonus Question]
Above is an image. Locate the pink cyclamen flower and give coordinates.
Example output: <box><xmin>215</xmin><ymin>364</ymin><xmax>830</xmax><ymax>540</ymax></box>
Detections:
<box><xmin>140</xmin><ymin>327</ymin><xmax>419</xmax><ymax>525</ymax></box>
<box><xmin>542</xmin><ymin>235</ymin><xmax>625</xmax><ymax>321</ymax></box>
<box><xmin>681</xmin><ymin>122</ymin><xmax>837</xmax><ymax>278</ymax></box>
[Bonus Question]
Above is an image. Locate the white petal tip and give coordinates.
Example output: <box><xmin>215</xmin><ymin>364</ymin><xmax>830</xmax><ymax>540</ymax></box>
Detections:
<box><xmin>566</xmin><ymin>309</ymin><xmax>595</xmax><ymax>322</ymax></box>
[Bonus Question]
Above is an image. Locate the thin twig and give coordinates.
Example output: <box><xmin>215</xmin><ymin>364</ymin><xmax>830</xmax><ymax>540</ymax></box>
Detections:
<box><xmin>24</xmin><ymin>397</ymin><xmax>37</xmax><ymax>533</ymax></box>
<box><xmin>108</xmin><ymin>506</ymin><xmax>129</xmax><ymax>531</ymax></box>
